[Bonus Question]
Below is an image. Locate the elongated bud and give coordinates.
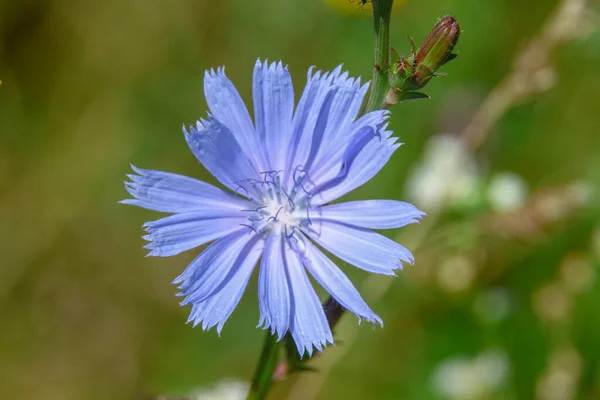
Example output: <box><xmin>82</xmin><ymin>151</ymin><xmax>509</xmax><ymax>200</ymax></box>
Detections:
<box><xmin>387</xmin><ymin>16</ymin><xmax>461</xmax><ymax>104</ymax></box>
<box><xmin>411</xmin><ymin>16</ymin><xmax>460</xmax><ymax>88</ymax></box>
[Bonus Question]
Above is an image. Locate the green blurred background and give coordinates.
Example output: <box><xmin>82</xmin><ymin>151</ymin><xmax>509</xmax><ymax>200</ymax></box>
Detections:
<box><xmin>1</xmin><ymin>0</ymin><xmax>600</xmax><ymax>399</ymax></box>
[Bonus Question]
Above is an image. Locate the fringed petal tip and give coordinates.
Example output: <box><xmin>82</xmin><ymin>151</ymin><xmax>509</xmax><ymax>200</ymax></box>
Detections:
<box><xmin>406</xmin><ymin>214</ymin><xmax>428</xmax><ymax>228</ymax></box>
<box><xmin>305</xmin><ymin>62</ymin><xmax>370</xmax><ymax>94</ymax></box>
<box><xmin>204</xmin><ymin>66</ymin><xmax>226</xmax><ymax>80</ymax></box>
<box><xmin>182</xmin><ymin>119</ymin><xmax>203</xmax><ymax>137</ymax></box>
<box><xmin>256</xmin><ymin>316</ymin><xmax>269</xmax><ymax>332</ymax></box>
<box><xmin>182</xmin><ymin>313</ymin><xmax>225</xmax><ymax>337</ymax></box>
<box><xmin>256</xmin><ymin>321</ymin><xmax>287</xmax><ymax>342</ymax></box>
<box><xmin>295</xmin><ymin>336</ymin><xmax>335</xmax><ymax>359</ymax></box>
<box><xmin>254</xmin><ymin>58</ymin><xmax>289</xmax><ymax>74</ymax></box>
<box><xmin>182</xmin><ymin>116</ymin><xmax>211</xmax><ymax>136</ymax></box>
<box><xmin>255</xmin><ymin>315</ymin><xmax>289</xmax><ymax>343</ymax></box>
<box><xmin>357</xmin><ymin>314</ymin><xmax>384</xmax><ymax>329</ymax></box>
<box><xmin>118</xmin><ymin>198</ymin><xmax>136</xmax><ymax>206</ymax></box>
<box><xmin>186</xmin><ymin>313</ymin><xmax>225</xmax><ymax>336</ymax></box>
<box><xmin>395</xmin><ymin>254</ymin><xmax>414</xmax><ymax>269</ymax></box>
<box><xmin>127</xmin><ymin>164</ymin><xmax>143</xmax><ymax>175</ymax></box>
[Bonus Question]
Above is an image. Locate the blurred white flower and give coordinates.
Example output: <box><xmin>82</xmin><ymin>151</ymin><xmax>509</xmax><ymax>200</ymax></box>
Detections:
<box><xmin>474</xmin><ymin>350</ymin><xmax>510</xmax><ymax>389</ymax></box>
<box><xmin>431</xmin><ymin>349</ymin><xmax>510</xmax><ymax>399</ymax></box>
<box><xmin>189</xmin><ymin>379</ymin><xmax>249</xmax><ymax>400</ymax></box>
<box><xmin>406</xmin><ymin>134</ymin><xmax>480</xmax><ymax>211</ymax></box>
<box><xmin>487</xmin><ymin>172</ymin><xmax>528</xmax><ymax>212</ymax></box>
<box><xmin>432</xmin><ymin>357</ymin><xmax>478</xmax><ymax>399</ymax></box>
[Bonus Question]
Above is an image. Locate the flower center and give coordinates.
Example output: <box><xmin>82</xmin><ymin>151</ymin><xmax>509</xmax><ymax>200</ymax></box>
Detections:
<box><xmin>239</xmin><ymin>169</ymin><xmax>312</xmax><ymax>239</ymax></box>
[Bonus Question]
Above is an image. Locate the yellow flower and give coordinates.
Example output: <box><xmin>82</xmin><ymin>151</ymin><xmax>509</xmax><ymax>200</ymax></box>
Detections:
<box><xmin>323</xmin><ymin>0</ymin><xmax>407</xmax><ymax>16</ymax></box>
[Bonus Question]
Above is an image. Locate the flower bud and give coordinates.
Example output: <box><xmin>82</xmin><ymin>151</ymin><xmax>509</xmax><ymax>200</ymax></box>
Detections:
<box><xmin>388</xmin><ymin>16</ymin><xmax>460</xmax><ymax>102</ymax></box>
<box><xmin>411</xmin><ymin>16</ymin><xmax>460</xmax><ymax>88</ymax></box>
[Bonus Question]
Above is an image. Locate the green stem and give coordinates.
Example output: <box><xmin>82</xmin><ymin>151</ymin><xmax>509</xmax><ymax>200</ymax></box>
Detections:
<box><xmin>247</xmin><ymin>332</ymin><xmax>279</xmax><ymax>400</ymax></box>
<box><xmin>322</xmin><ymin>0</ymin><xmax>395</xmax><ymax>332</ymax></box>
<box><xmin>364</xmin><ymin>0</ymin><xmax>394</xmax><ymax>113</ymax></box>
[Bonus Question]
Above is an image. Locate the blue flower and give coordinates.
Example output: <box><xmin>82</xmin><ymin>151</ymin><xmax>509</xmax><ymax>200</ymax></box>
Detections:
<box><xmin>123</xmin><ymin>60</ymin><xmax>425</xmax><ymax>356</ymax></box>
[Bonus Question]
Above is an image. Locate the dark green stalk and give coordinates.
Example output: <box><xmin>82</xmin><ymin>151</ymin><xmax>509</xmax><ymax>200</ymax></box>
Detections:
<box><xmin>364</xmin><ymin>0</ymin><xmax>394</xmax><ymax>113</ymax></box>
<box><xmin>247</xmin><ymin>332</ymin><xmax>279</xmax><ymax>400</ymax></box>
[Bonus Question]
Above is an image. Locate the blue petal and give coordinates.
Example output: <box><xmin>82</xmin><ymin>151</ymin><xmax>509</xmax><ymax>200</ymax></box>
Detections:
<box><xmin>176</xmin><ymin>230</ymin><xmax>258</xmax><ymax>306</ymax></box>
<box><xmin>308</xmin><ymin>110</ymin><xmax>389</xmax><ymax>185</ymax></box>
<box><xmin>252</xmin><ymin>60</ymin><xmax>294</xmax><ymax>171</ymax></box>
<box><xmin>204</xmin><ymin>67</ymin><xmax>267</xmax><ymax>171</ymax></box>
<box><xmin>285</xmin><ymin>241</ymin><xmax>333</xmax><ymax>357</ymax></box>
<box><xmin>121</xmin><ymin>166</ymin><xmax>252</xmax><ymax>213</ymax></box>
<box><xmin>285</xmin><ymin>66</ymin><xmax>343</xmax><ymax>186</ymax></box>
<box><xmin>310</xmin><ymin>110</ymin><xmax>391</xmax><ymax>184</ymax></box>
<box><xmin>315</xmin><ymin>200</ymin><xmax>426</xmax><ymax>230</ymax></box>
<box><xmin>312</xmin><ymin>124</ymin><xmax>399</xmax><ymax>206</ymax></box>
<box><xmin>143</xmin><ymin>212</ymin><xmax>246</xmax><ymax>257</ymax></box>
<box><xmin>309</xmin><ymin>78</ymin><xmax>369</xmax><ymax>171</ymax></box>
<box><xmin>310</xmin><ymin>125</ymin><xmax>379</xmax><ymax>195</ymax></box>
<box><xmin>257</xmin><ymin>231</ymin><xmax>290</xmax><ymax>339</ymax></box>
<box><xmin>302</xmin><ymin>220</ymin><xmax>413</xmax><ymax>275</ymax></box>
<box><xmin>184</xmin><ymin>115</ymin><xmax>260</xmax><ymax>197</ymax></box>
<box><xmin>297</xmin><ymin>72</ymin><xmax>369</xmax><ymax>174</ymax></box>
<box><xmin>295</xmin><ymin>234</ymin><xmax>382</xmax><ymax>326</ymax></box>
<box><xmin>185</xmin><ymin>233</ymin><xmax>263</xmax><ymax>334</ymax></box>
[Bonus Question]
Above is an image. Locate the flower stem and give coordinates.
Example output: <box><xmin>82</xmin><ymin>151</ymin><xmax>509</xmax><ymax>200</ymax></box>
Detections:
<box><xmin>247</xmin><ymin>331</ymin><xmax>279</xmax><ymax>400</ymax></box>
<box><xmin>364</xmin><ymin>0</ymin><xmax>394</xmax><ymax>113</ymax></box>
<box><xmin>324</xmin><ymin>0</ymin><xmax>395</xmax><ymax>329</ymax></box>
